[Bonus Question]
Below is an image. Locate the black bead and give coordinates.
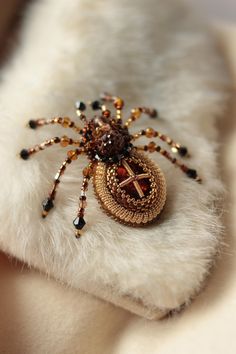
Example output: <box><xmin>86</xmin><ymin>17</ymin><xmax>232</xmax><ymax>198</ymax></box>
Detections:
<box><xmin>54</xmin><ymin>137</ymin><xmax>60</xmax><ymax>143</ymax></box>
<box><xmin>75</xmin><ymin>101</ymin><xmax>86</xmax><ymax>111</ymax></box>
<box><xmin>150</xmin><ymin>109</ymin><xmax>158</xmax><ymax>118</ymax></box>
<box><xmin>42</xmin><ymin>198</ymin><xmax>54</xmax><ymax>212</ymax></box>
<box><xmin>73</xmin><ymin>216</ymin><xmax>86</xmax><ymax>230</ymax></box>
<box><xmin>91</xmin><ymin>100</ymin><xmax>101</xmax><ymax>110</ymax></box>
<box><xmin>28</xmin><ymin>120</ymin><xmax>37</xmax><ymax>129</ymax></box>
<box><xmin>178</xmin><ymin>146</ymin><xmax>188</xmax><ymax>157</ymax></box>
<box><xmin>20</xmin><ymin>149</ymin><xmax>30</xmax><ymax>160</ymax></box>
<box><xmin>186</xmin><ymin>169</ymin><xmax>197</xmax><ymax>179</ymax></box>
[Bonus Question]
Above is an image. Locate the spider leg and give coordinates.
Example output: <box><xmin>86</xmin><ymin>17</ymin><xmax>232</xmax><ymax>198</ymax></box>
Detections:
<box><xmin>42</xmin><ymin>149</ymin><xmax>83</xmax><ymax>218</ymax></box>
<box><xmin>124</xmin><ymin>106</ymin><xmax>158</xmax><ymax>128</ymax></box>
<box><xmin>136</xmin><ymin>143</ymin><xmax>201</xmax><ymax>183</ymax></box>
<box><xmin>100</xmin><ymin>93</ymin><xmax>124</xmax><ymax>122</ymax></box>
<box><xmin>27</xmin><ymin>117</ymin><xmax>82</xmax><ymax>134</ymax></box>
<box><xmin>132</xmin><ymin>128</ymin><xmax>189</xmax><ymax>157</ymax></box>
<box><xmin>73</xmin><ymin>162</ymin><xmax>94</xmax><ymax>238</ymax></box>
<box><xmin>20</xmin><ymin>136</ymin><xmax>83</xmax><ymax>160</ymax></box>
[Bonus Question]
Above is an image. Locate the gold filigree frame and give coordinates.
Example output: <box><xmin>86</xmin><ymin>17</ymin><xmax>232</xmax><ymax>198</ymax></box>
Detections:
<box><xmin>93</xmin><ymin>150</ymin><xmax>167</xmax><ymax>226</ymax></box>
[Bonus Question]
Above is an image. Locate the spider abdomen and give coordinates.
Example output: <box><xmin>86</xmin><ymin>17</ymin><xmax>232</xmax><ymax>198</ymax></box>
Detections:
<box><xmin>93</xmin><ymin>149</ymin><xmax>166</xmax><ymax>226</ymax></box>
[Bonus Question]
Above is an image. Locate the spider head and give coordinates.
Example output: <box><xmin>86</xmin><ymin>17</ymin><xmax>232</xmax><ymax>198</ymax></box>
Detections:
<box><xmin>84</xmin><ymin>115</ymin><xmax>132</xmax><ymax>162</ymax></box>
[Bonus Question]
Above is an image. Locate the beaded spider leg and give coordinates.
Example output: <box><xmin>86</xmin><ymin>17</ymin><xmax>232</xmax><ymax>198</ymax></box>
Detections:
<box><xmin>27</xmin><ymin>116</ymin><xmax>82</xmax><ymax>134</ymax></box>
<box><xmin>136</xmin><ymin>143</ymin><xmax>201</xmax><ymax>182</ymax></box>
<box><xmin>42</xmin><ymin>149</ymin><xmax>84</xmax><ymax>218</ymax></box>
<box><xmin>20</xmin><ymin>136</ymin><xmax>83</xmax><ymax>160</ymax></box>
<box><xmin>124</xmin><ymin>106</ymin><xmax>158</xmax><ymax>127</ymax></box>
<box><xmin>73</xmin><ymin>162</ymin><xmax>94</xmax><ymax>238</ymax></box>
<box><xmin>131</xmin><ymin>128</ymin><xmax>189</xmax><ymax>158</ymax></box>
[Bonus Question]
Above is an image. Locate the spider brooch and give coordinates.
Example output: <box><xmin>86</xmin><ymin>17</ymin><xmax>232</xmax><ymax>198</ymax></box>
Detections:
<box><xmin>20</xmin><ymin>93</ymin><xmax>201</xmax><ymax>238</ymax></box>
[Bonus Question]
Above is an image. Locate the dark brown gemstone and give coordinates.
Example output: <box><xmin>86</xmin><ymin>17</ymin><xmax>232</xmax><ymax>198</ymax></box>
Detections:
<box><xmin>42</xmin><ymin>198</ymin><xmax>54</xmax><ymax>211</ymax></box>
<box><xmin>186</xmin><ymin>169</ymin><xmax>197</xmax><ymax>179</ymax></box>
<box><xmin>20</xmin><ymin>149</ymin><xmax>30</xmax><ymax>160</ymax></box>
<box><xmin>116</xmin><ymin>162</ymin><xmax>151</xmax><ymax>199</ymax></box>
<box><xmin>54</xmin><ymin>137</ymin><xmax>60</xmax><ymax>143</ymax></box>
<box><xmin>178</xmin><ymin>146</ymin><xmax>188</xmax><ymax>157</ymax></box>
<box><xmin>150</xmin><ymin>109</ymin><xmax>158</xmax><ymax>118</ymax></box>
<box><xmin>73</xmin><ymin>216</ymin><xmax>86</xmax><ymax>230</ymax></box>
<box><xmin>75</xmin><ymin>101</ymin><xmax>86</xmax><ymax>111</ymax></box>
<box><xmin>29</xmin><ymin>120</ymin><xmax>37</xmax><ymax>129</ymax></box>
<box><xmin>91</xmin><ymin>101</ymin><xmax>101</xmax><ymax>110</ymax></box>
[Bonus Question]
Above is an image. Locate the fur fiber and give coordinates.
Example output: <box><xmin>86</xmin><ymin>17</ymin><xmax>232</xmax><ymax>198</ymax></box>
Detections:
<box><xmin>0</xmin><ymin>0</ymin><xmax>230</xmax><ymax>318</ymax></box>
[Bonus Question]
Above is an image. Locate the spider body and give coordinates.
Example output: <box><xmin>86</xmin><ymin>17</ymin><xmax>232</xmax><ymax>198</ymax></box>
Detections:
<box><xmin>83</xmin><ymin>116</ymin><xmax>132</xmax><ymax>162</ymax></box>
<box><xmin>20</xmin><ymin>93</ymin><xmax>201</xmax><ymax>238</ymax></box>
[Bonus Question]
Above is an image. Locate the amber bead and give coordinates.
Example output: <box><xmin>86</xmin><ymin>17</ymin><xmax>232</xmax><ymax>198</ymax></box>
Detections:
<box><xmin>83</xmin><ymin>166</ymin><xmax>92</xmax><ymax>177</ymax></box>
<box><xmin>145</xmin><ymin>128</ymin><xmax>155</xmax><ymax>138</ymax></box>
<box><xmin>67</xmin><ymin>150</ymin><xmax>78</xmax><ymax>160</ymax></box>
<box><xmin>62</xmin><ymin>117</ymin><xmax>71</xmax><ymax>128</ymax></box>
<box><xmin>148</xmin><ymin>141</ymin><xmax>156</xmax><ymax>152</ymax></box>
<box><xmin>131</xmin><ymin>108</ymin><xmax>141</xmax><ymax>119</ymax></box>
<box><xmin>79</xmin><ymin>200</ymin><xmax>87</xmax><ymax>209</ymax></box>
<box><xmin>114</xmin><ymin>98</ymin><xmax>124</xmax><ymax>110</ymax></box>
<box><xmin>103</xmin><ymin>109</ymin><xmax>111</xmax><ymax>118</ymax></box>
<box><xmin>60</xmin><ymin>135</ymin><xmax>70</xmax><ymax>147</ymax></box>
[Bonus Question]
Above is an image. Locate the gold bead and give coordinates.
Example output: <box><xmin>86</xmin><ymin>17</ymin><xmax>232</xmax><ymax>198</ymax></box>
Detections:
<box><xmin>60</xmin><ymin>135</ymin><xmax>70</xmax><ymax>147</ymax></box>
<box><xmin>114</xmin><ymin>98</ymin><xmax>124</xmax><ymax>110</ymax></box>
<box><xmin>148</xmin><ymin>141</ymin><xmax>156</xmax><ymax>152</ymax></box>
<box><xmin>67</xmin><ymin>150</ymin><xmax>78</xmax><ymax>160</ymax></box>
<box><xmin>145</xmin><ymin>128</ymin><xmax>155</xmax><ymax>138</ymax></box>
<box><xmin>131</xmin><ymin>108</ymin><xmax>141</xmax><ymax>119</ymax></box>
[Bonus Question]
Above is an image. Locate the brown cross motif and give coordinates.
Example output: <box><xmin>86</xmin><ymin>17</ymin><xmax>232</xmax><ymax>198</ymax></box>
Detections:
<box><xmin>118</xmin><ymin>160</ymin><xmax>151</xmax><ymax>198</ymax></box>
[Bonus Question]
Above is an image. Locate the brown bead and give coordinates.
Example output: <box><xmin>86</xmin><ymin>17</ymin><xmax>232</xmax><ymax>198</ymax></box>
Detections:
<box><xmin>79</xmin><ymin>200</ymin><xmax>87</xmax><ymax>209</ymax></box>
<box><xmin>60</xmin><ymin>135</ymin><xmax>70</xmax><ymax>147</ymax></box>
<box><xmin>83</xmin><ymin>166</ymin><xmax>92</xmax><ymax>177</ymax></box>
<box><xmin>62</xmin><ymin>117</ymin><xmax>71</xmax><ymax>128</ymax></box>
<box><xmin>131</xmin><ymin>108</ymin><xmax>141</xmax><ymax>119</ymax></box>
<box><xmin>114</xmin><ymin>98</ymin><xmax>124</xmax><ymax>110</ymax></box>
<box><xmin>103</xmin><ymin>110</ymin><xmax>111</xmax><ymax>118</ymax></box>
<box><xmin>83</xmin><ymin>181</ymin><xmax>89</xmax><ymax>189</ymax></box>
<box><xmin>145</xmin><ymin>128</ymin><xmax>155</xmax><ymax>138</ymax></box>
<box><xmin>148</xmin><ymin>141</ymin><xmax>156</xmax><ymax>152</ymax></box>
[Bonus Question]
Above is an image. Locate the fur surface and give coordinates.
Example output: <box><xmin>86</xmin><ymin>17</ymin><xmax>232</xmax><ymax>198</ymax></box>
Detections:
<box><xmin>0</xmin><ymin>0</ymin><xmax>230</xmax><ymax>317</ymax></box>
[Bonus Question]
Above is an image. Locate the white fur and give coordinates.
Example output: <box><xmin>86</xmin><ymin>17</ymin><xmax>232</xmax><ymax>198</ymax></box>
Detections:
<box><xmin>0</xmin><ymin>0</ymin><xmax>229</xmax><ymax>317</ymax></box>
